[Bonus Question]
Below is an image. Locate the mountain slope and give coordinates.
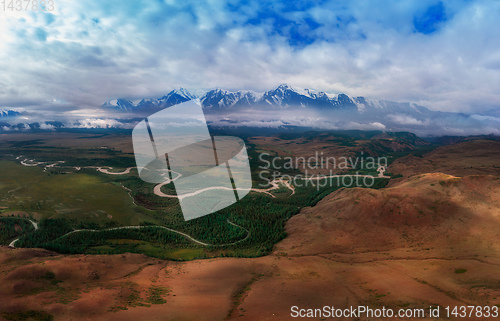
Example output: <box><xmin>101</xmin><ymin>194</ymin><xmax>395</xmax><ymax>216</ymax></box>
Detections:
<box><xmin>98</xmin><ymin>85</ymin><xmax>499</xmax><ymax>135</ymax></box>
<box><xmin>2</xmin><ymin>172</ymin><xmax>499</xmax><ymax>320</ymax></box>
<box><xmin>103</xmin><ymin>88</ymin><xmax>195</xmax><ymax>112</ymax></box>
<box><xmin>388</xmin><ymin>139</ymin><xmax>500</xmax><ymax>177</ymax></box>
<box><xmin>277</xmin><ymin>173</ymin><xmax>500</xmax><ymax>256</ymax></box>
<box><xmin>200</xmin><ymin>84</ymin><xmax>364</xmax><ymax>110</ymax></box>
<box><xmin>102</xmin><ymin>84</ymin><xmax>429</xmax><ymax>114</ymax></box>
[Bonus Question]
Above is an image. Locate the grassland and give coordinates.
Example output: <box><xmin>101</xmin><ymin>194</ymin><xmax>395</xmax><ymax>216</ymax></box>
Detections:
<box><xmin>1</xmin><ymin>170</ymin><xmax>499</xmax><ymax>320</ymax></box>
<box><xmin>1</xmin><ymin>133</ymin><xmax>499</xmax><ymax>320</ymax></box>
<box><xmin>0</xmin><ymin>132</ymin><xmax>394</xmax><ymax>260</ymax></box>
<box><xmin>0</xmin><ymin>161</ymin><xmax>155</xmax><ymax>226</ymax></box>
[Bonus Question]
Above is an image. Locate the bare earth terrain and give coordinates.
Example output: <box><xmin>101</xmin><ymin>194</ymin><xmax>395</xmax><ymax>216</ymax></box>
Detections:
<box><xmin>1</xmin><ymin>168</ymin><xmax>499</xmax><ymax>320</ymax></box>
<box><xmin>249</xmin><ymin>132</ymin><xmax>428</xmax><ymax>175</ymax></box>
<box><xmin>388</xmin><ymin>140</ymin><xmax>500</xmax><ymax>178</ymax></box>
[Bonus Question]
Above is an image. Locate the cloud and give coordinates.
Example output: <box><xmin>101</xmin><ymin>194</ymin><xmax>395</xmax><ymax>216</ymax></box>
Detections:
<box><xmin>205</xmin><ymin>104</ymin><xmax>500</xmax><ymax>136</ymax></box>
<box><xmin>39</xmin><ymin>122</ymin><xmax>56</xmax><ymax>130</ymax></box>
<box><xmin>73</xmin><ymin>118</ymin><xmax>133</xmax><ymax>129</ymax></box>
<box><xmin>387</xmin><ymin>114</ymin><xmax>430</xmax><ymax>126</ymax></box>
<box><xmin>0</xmin><ymin>0</ymin><xmax>498</xmax><ymax>123</ymax></box>
<box><xmin>346</xmin><ymin>121</ymin><xmax>387</xmax><ymax>131</ymax></box>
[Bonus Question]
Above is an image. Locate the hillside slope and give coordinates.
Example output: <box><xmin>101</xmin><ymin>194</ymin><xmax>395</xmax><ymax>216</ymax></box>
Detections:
<box><xmin>388</xmin><ymin>139</ymin><xmax>500</xmax><ymax>178</ymax></box>
<box><xmin>1</xmin><ymin>173</ymin><xmax>500</xmax><ymax>320</ymax></box>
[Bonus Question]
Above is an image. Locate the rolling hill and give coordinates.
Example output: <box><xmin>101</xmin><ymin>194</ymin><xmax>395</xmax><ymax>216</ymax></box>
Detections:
<box><xmin>1</xmin><ymin>171</ymin><xmax>499</xmax><ymax>320</ymax></box>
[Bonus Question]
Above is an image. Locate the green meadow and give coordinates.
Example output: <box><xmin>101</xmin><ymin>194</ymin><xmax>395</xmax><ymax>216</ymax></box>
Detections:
<box><xmin>0</xmin><ymin>161</ymin><xmax>156</xmax><ymax>226</ymax></box>
<box><xmin>0</xmin><ymin>135</ymin><xmax>392</xmax><ymax>260</ymax></box>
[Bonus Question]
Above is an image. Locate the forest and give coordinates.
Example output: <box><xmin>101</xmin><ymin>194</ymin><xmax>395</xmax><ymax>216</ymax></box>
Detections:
<box><xmin>0</xmin><ymin>133</ymin><xmax>392</xmax><ymax>260</ymax></box>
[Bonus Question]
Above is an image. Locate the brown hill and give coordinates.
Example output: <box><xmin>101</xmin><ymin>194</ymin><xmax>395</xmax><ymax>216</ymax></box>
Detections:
<box><xmin>388</xmin><ymin>139</ymin><xmax>500</xmax><ymax>178</ymax></box>
<box><xmin>1</xmin><ymin>173</ymin><xmax>499</xmax><ymax>320</ymax></box>
<box><xmin>277</xmin><ymin>173</ymin><xmax>500</xmax><ymax>256</ymax></box>
<box><xmin>249</xmin><ymin>132</ymin><xmax>429</xmax><ymax>175</ymax></box>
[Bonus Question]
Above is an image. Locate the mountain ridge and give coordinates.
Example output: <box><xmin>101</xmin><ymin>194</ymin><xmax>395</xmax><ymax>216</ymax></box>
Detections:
<box><xmin>102</xmin><ymin>84</ymin><xmax>431</xmax><ymax>114</ymax></box>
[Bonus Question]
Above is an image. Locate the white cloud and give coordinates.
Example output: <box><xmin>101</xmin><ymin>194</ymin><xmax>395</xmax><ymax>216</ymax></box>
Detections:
<box><xmin>39</xmin><ymin>122</ymin><xmax>56</xmax><ymax>130</ymax></box>
<box><xmin>387</xmin><ymin>114</ymin><xmax>430</xmax><ymax>126</ymax></box>
<box><xmin>73</xmin><ymin>118</ymin><xmax>133</xmax><ymax>129</ymax></box>
<box><xmin>0</xmin><ymin>0</ymin><xmax>498</xmax><ymax>120</ymax></box>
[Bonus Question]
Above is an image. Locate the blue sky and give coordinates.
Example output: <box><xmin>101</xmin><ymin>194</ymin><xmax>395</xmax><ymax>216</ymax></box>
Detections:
<box><xmin>0</xmin><ymin>0</ymin><xmax>499</xmax><ymax>117</ymax></box>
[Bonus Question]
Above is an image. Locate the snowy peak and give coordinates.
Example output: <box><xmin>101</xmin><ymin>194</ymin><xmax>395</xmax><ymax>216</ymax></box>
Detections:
<box><xmin>102</xmin><ymin>99</ymin><xmax>135</xmax><ymax>111</ymax></box>
<box><xmin>101</xmin><ymin>85</ymin><xmax>432</xmax><ymax>116</ymax></box>
<box><xmin>258</xmin><ymin>84</ymin><xmax>356</xmax><ymax>109</ymax></box>
<box><xmin>158</xmin><ymin>87</ymin><xmax>196</xmax><ymax>103</ymax></box>
<box><xmin>104</xmin><ymin>88</ymin><xmax>197</xmax><ymax>112</ymax></box>
<box><xmin>353</xmin><ymin>98</ymin><xmax>431</xmax><ymax>115</ymax></box>
<box><xmin>273</xmin><ymin>83</ymin><xmax>295</xmax><ymax>96</ymax></box>
<box><xmin>171</xmin><ymin>88</ymin><xmax>195</xmax><ymax>99</ymax></box>
<box><xmin>201</xmin><ymin>89</ymin><xmax>261</xmax><ymax>109</ymax></box>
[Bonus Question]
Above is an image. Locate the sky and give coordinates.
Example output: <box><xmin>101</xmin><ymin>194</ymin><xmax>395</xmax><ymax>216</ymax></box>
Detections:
<box><xmin>0</xmin><ymin>0</ymin><xmax>499</xmax><ymax>118</ymax></box>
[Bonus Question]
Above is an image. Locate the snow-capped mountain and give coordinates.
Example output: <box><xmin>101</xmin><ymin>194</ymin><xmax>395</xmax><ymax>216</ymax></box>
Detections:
<box><xmin>200</xmin><ymin>84</ymin><xmax>359</xmax><ymax>110</ymax></box>
<box><xmin>0</xmin><ymin>86</ymin><xmax>496</xmax><ymax>136</ymax></box>
<box><xmin>0</xmin><ymin>109</ymin><xmax>21</xmax><ymax>118</ymax></box>
<box><xmin>96</xmin><ymin>84</ymin><xmax>500</xmax><ymax>137</ymax></box>
<box><xmin>103</xmin><ymin>88</ymin><xmax>196</xmax><ymax>112</ymax></box>
<box><xmin>352</xmin><ymin>97</ymin><xmax>430</xmax><ymax>115</ymax></box>
<box><xmin>102</xmin><ymin>84</ymin><xmax>406</xmax><ymax>112</ymax></box>
<box><xmin>139</xmin><ymin>88</ymin><xmax>196</xmax><ymax>110</ymax></box>
<box><xmin>201</xmin><ymin>89</ymin><xmax>262</xmax><ymax>109</ymax></box>
<box><xmin>102</xmin><ymin>99</ymin><xmax>135</xmax><ymax>112</ymax></box>
<box><xmin>259</xmin><ymin>84</ymin><xmax>337</xmax><ymax>109</ymax></box>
